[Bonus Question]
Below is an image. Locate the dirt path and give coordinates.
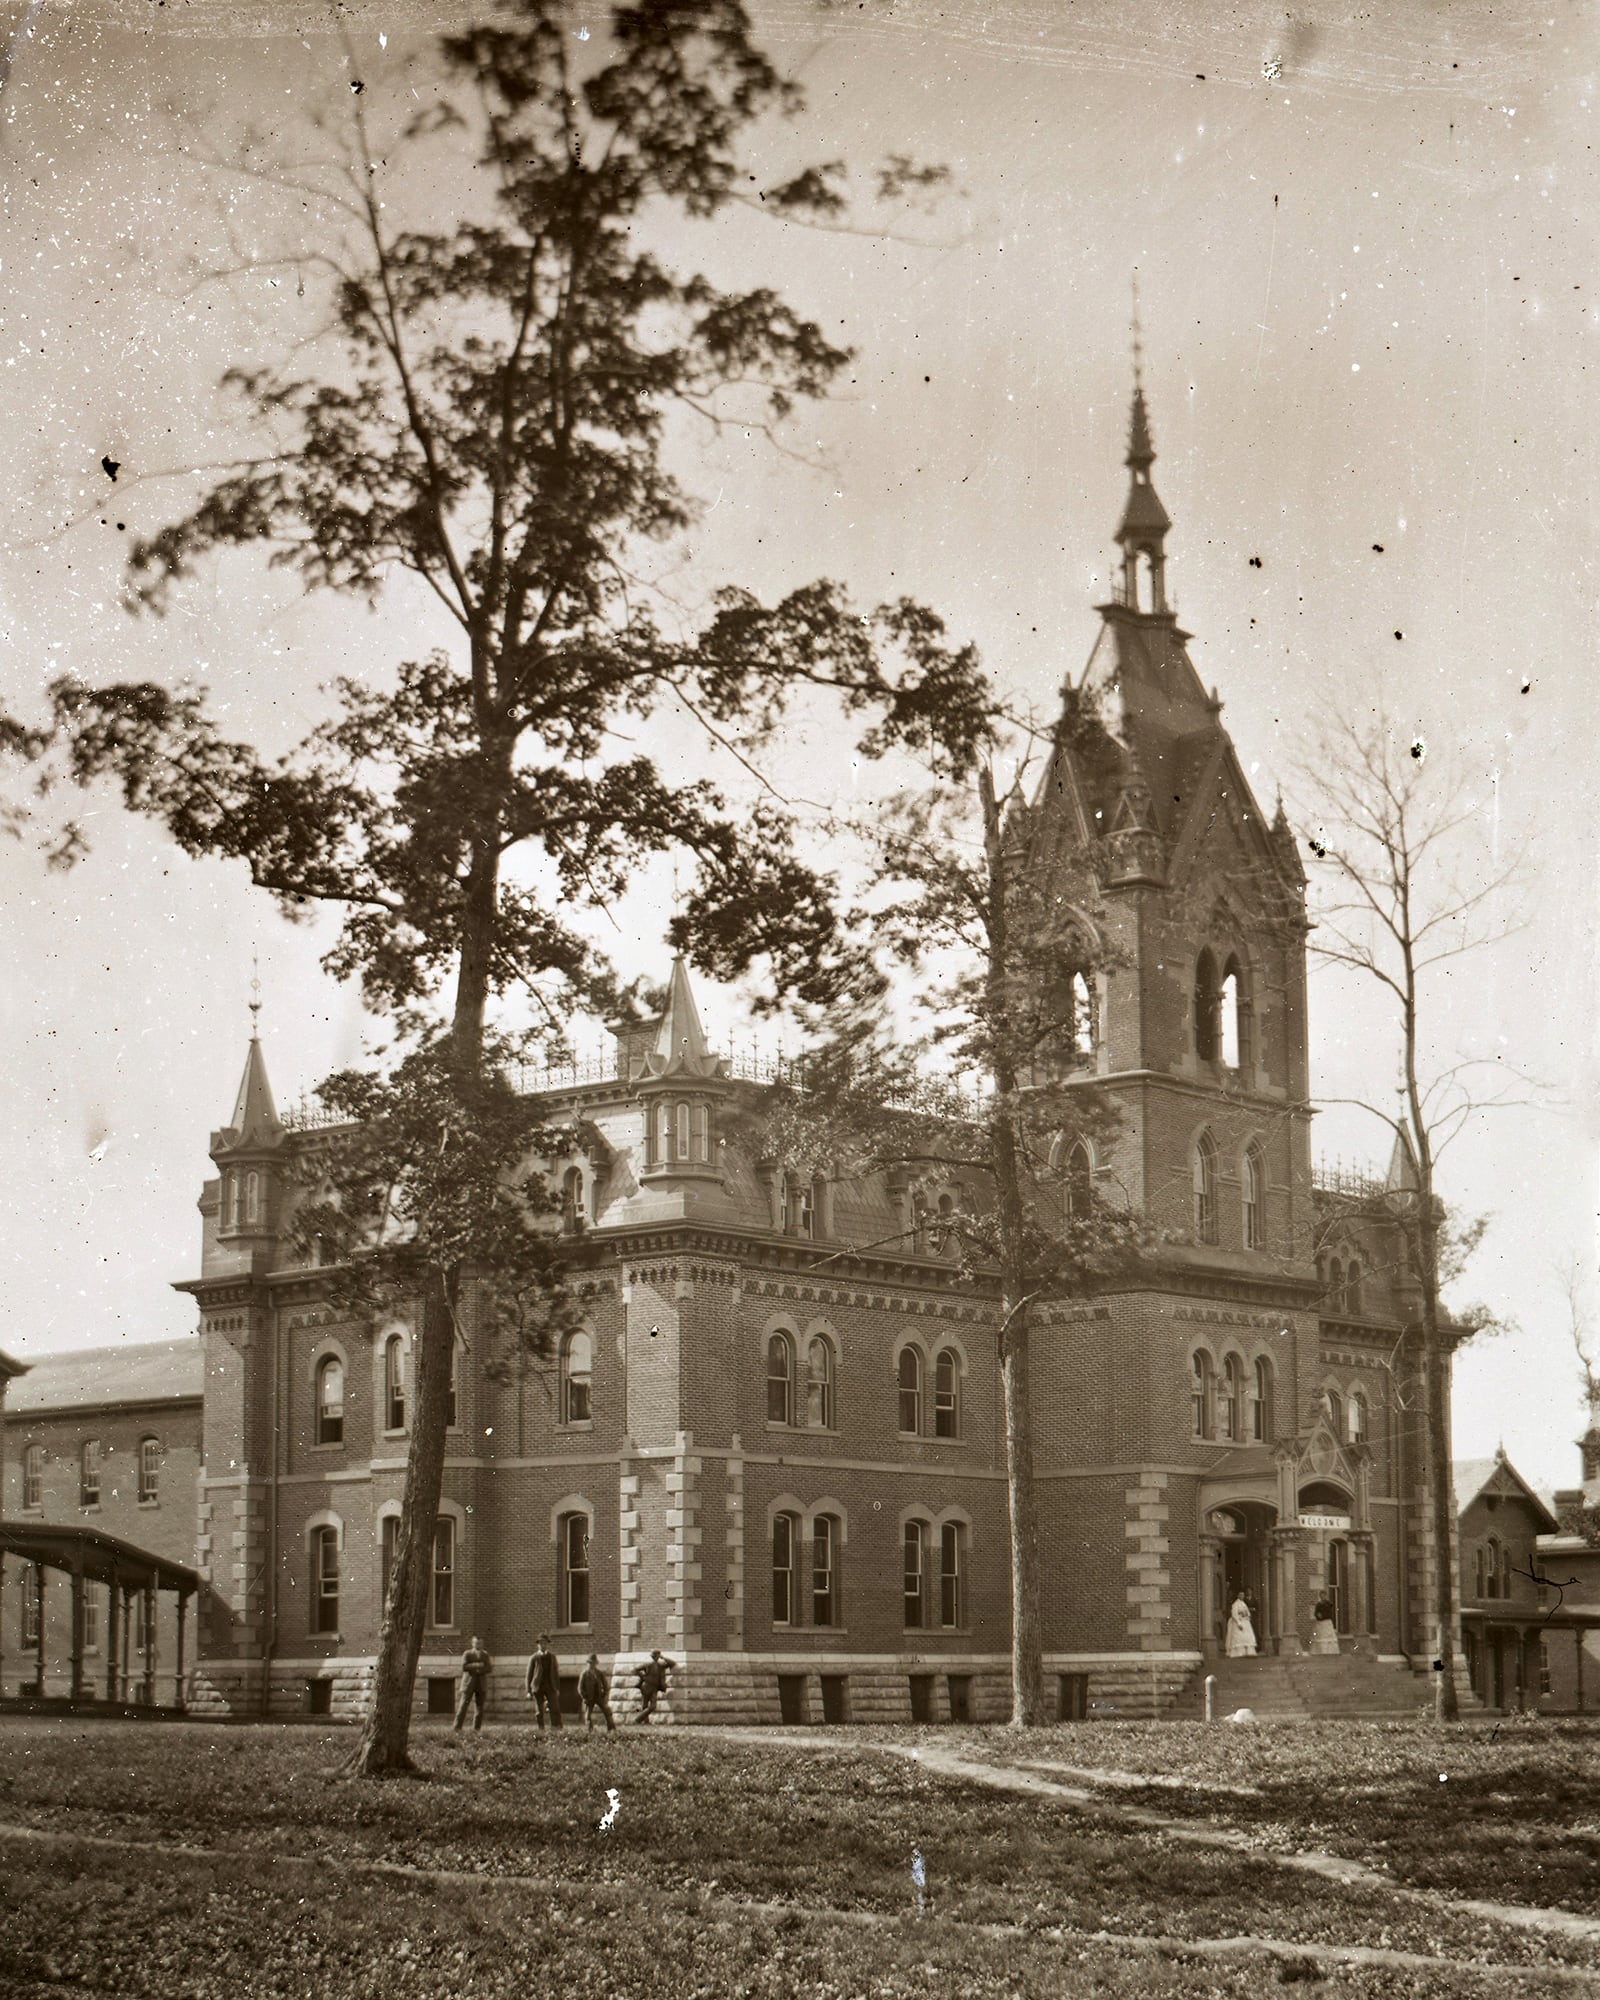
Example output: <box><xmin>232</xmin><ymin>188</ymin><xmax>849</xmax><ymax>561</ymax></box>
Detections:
<box><xmin>704</xmin><ymin>1726</ymin><xmax>1600</xmax><ymax>1955</ymax></box>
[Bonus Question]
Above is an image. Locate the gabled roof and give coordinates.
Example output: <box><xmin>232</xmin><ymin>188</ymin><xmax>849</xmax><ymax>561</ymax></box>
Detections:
<box><xmin>6</xmin><ymin>1340</ymin><xmax>203</xmax><ymax>1418</ymax></box>
<box><xmin>1453</xmin><ymin>1452</ymin><xmax>1560</xmax><ymax>1531</ymax></box>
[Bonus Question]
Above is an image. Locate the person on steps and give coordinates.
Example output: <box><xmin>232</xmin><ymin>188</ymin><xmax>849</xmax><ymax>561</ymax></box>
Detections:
<box><xmin>1225</xmin><ymin>1591</ymin><xmax>1258</xmax><ymax>1658</ymax></box>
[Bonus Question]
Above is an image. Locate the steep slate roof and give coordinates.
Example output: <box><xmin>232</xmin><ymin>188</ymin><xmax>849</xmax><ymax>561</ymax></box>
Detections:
<box><xmin>1452</xmin><ymin>1452</ymin><xmax>1560</xmax><ymax>1531</ymax></box>
<box><xmin>7</xmin><ymin>1339</ymin><xmax>203</xmax><ymax>1417</ymax></box>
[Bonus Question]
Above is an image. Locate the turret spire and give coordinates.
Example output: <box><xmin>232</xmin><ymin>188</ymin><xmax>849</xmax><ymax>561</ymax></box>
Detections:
<box><xmin>1114</xmin><ymin>285</ymin><xmax>1172</xmax><ymax>613</ymax></box>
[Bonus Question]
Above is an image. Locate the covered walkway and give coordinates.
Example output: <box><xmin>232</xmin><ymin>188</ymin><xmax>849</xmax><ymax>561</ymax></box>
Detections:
<box><xmin>0</xmin><ymin>1521</ymin><xmax>201</xmax><ymax>1712</ymax></box>
<box><xmin>1460</xmin><ymin>1604</ymin><xmax>1600</xmax><ymax>1714</ymax></box>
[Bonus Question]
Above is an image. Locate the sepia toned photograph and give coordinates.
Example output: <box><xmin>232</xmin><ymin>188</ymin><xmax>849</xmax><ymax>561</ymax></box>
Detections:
<box><xmin>0</xmin><ymin>1</ymin><xmax>1597</xmax><ymax>1992</ymax></box>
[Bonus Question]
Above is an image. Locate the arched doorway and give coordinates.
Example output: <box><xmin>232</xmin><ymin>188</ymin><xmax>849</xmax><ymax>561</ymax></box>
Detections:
<box><xmin>1297</xmin><ymin>1479</ymin><xmax>1363</xmax><ymax>1637</ymax></box>
<box><xmin>1205</xmin><ymin>1502</ymin><xmax>1277</xmax><ymax>1650</ymax></box>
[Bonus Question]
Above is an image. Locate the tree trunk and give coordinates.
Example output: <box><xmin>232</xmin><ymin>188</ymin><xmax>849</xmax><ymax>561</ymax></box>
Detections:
<box><xmin>1001</xmin><ymin>1313</ymin><xmax>1046</xmax><ymax>1726</ymax></box>
<box><xmin>348</xmin><ymin>1271</ymin><xmax>456</xmax><ymax>1774</ymax></box>
<box><xmin>1421</xmin><ymin>1306</ymin><xmax>1459</xmax><ymax>1721</ymax></box>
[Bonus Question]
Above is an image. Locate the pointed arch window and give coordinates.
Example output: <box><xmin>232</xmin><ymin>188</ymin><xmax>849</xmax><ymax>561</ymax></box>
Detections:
<box><xmin>560</xmin><ymin>1330</ymin><xmax>593</xmax><ymax>1427</ymax></box>
<box><xmin>384</xmin><ymin>1336</ymin><xmax>406</xmax><ymax>1432</ymax></box>
<box><xmin>1348</xmin><ymin>1390</ymin><xmax>1368</xmax><ymax>1445</ymax></box>
<box><xmin>772</xmin><ymin>1511</ymin><xmax>797</xmax><ymax>1626</ymax></box>
<box><xmin>1219</xmin><ymin>1355</ymin><xmax>1245</xmax><ymax>1442</ymax></box>
<box><xmin>1191</xmin><ymin>1351</ymin><xmax>1215</xmax><ymax>1440</ymax></box>
<box><xmin>1193</xmin><ymin>950</ymin><xmax>1220</xmax><ymax>1062</ymax></box>
<box><xmin>1243</xmin><ymin>1143</ymin><xmax>1265</xmax><ymax>1251</ymax></box>
<box><xmin>1252</xmin><ymin>1357</ymin><xmax>1274</xmax><ymax>1443</ymax></box>
<box><xmin>1219</xmin><ymin>954</ymin><xmax>1251</xmax><ymax>1070</ymax></box>
<box><xmin>1323</xmin><ymin>1387</ymin><xmax>1343</xmax><ymax>1439</ymax></box>
<box><xmin>807</xmin><ymin>1335</ymin><xmax>836</xmax><ymax>1431</ymax></box>
<box><xmin>897</xmin><ymin>1347</ymin><xmax>923</xmax><ymax>1436</ymax></box>
<box><xmin>1064</xmin><ymin>1141</ymin><xmax>1092</xmax><ymax>1219</ymax></box>
<box><xmin>316</xmin><ymin>1357</ymin><xmax>344</xmax><ymax>1445</ymax></box>
<box><xmin>1193</xmin><ymin>1131</ymin><xmax>1219</xmax><ymax>1244</ymax></box>
<box><xmin>767</xmin><ymin>1332</ymin><xmax>796</xmax><ymax>1427</ymax></box>
<box><xmin>1327</xmin><ymin>1257</ymin><xmax>1345</xmax><ymax>1312</ymax></box>
<box><xmin>1474</xmin><ymin>1543</ymin><xmax>1488</xmax><ymax>1598</ymax></box>
<box><xmin>934</xmin><ymin>1348</ymin><xmax>960</xmax><ymax>1439</ymax></box>
<box><xmin>1345</xmin><ymin>1259</ymin><xmax>1363</xmax><ymax>1315</ymax></box>
<box><xmin>1071</xmin><ymin>971</ymin><xmax>1095</xmax><ymax>1056</ymax></box>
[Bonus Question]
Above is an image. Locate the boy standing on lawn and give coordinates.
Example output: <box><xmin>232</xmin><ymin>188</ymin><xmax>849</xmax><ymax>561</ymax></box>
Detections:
<box><xmin>525</xmin><ymin>1634</ymin><xmax>563</xmax><ymax>1730</ymax></box>
<box><xmin>579</xmin><ymin>1653</ymin><xmax>615</xmax><ymax>1734</ymax></box>
<box><xmin>453</xmin><ymin>1635</ymin><xmax>492</xmax><ymax>1733</ymax></box>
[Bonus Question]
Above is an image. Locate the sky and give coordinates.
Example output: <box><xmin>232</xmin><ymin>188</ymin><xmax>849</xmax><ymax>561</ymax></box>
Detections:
<box><xmin>1</xmin><ymin>0</ymin><xmax>1597</xmax><ymax>1492</ymax></box>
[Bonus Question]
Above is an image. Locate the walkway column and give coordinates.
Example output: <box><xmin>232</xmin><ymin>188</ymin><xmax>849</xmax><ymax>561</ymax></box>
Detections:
<box><xmin>1577</xmin><ymin>1630</ymin><xmax>1586</xmax><ymax>1715</ymax></box>
<box><xmin>33</xmin><ymin>1563</ymin><xmax>45</xmax><ymax>1696</ymax></box>
<box><xmin>119</xmin><ymin>1585</ymin><xmax>132</xmax><ymax>1707</ymax></box>
<box><xmin>106</xmin><ymin>1578</ymin><xmax>119</xmax><ymax>1701</ymax></box>
<box><xmin>0</xmin><ymin>1550</ymin><xmax>6</xmax><ymax>1693</ymax></box>
<box><xmin>68</xmin><ymin>1556</ymin><xmax>84</xmax><ymax>1702</ymax></box>
<box><xmin>173</xmin><ymin>1590</ymin><xmax>189</xmax><ymax>1712</ymax></box>
<box><xmin>142</xmin><ymin>1582</ymin><xmax>156</xmax><ymax>1705</ymax></box>
<box><xmin>1197</xmin><ymin>1534</ymin><xmax>1221</xmax><ymax>1652</ymax></box>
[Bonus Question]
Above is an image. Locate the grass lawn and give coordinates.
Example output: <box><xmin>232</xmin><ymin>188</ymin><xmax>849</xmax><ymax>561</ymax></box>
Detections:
<box><xmin>0</xmin><ymin>1717</ymin><xmax>1595</xmax><ymax>1997</ymax></box>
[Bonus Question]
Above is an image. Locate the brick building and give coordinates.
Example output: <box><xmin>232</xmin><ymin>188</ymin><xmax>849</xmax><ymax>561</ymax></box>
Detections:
<box><xmin>167</xmin><ymin>387</ymin><xmax>1448</xmax><ymax>1724</ymax></box>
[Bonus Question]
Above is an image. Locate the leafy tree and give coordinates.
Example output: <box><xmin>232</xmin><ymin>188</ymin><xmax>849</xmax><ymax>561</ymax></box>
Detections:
<box><xmin>1299</xmin><ymin>716</ymin><xmax>1524</xmax><ymax>1721</ymax></box>
<box><xmin>762</xmin><ymin>692</ymin><xmax>1149</xmax><ymax>1726</ymax></box>
<box><xmin>7</xmin><ymin>1</ymin><xmax>989</xmax><ymax>1772</ymax></box>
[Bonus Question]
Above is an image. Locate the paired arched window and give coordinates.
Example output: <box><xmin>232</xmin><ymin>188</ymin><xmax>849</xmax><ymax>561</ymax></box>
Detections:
<box><xmin>1194</xmin><ymin>949</ymin><xmax>1220</xmax><ymax>1061</ymax></box>
<box><xmin>772</xmin><ymin>1511</ymin><xmax>797</xmax><ymax>1626</ymax></box>
<box><xmin>649</xmin><ymin>1099</ymin><xmax>713</xmax><ymax>1167</ymax></box>
<box><xmin>1323</xmin><ymin>1387</ymin><xmax>1344</xmax><ymax>1439</ymax></box>
<box><xmin>807</xmin><ymin>1336</ymin><xmax>836</xmax><ymax>1431</ymax></box>
<box><xmin>897</xmin><ymin>1347</ymin><xmax>923</xmax><ymax>1436</ymax></box>
<box><xmin>22</xmin><ymin>1444</ymin><xmax>42</xmax><ymax>1511</ymax></box>
<box><xmin>561</xmin><ymin>1165</ymin><xmax>584</xmax><ymax>1233</ymax></box>
<box><xmin>933</xmin><ymin>1348</ymin><xmax>961</xmax><ymax>1439</ymax></box>
<box><xmin>903</xmin><ymin>1519</ymin><xmax>927</xmax><ymax>1630</ymax></box>
<box><xmin>316</xmin><ymin>1357</ymin><xmax>344</xmax><ymax>1445</ymax></box>
<box><xmin>812</xmin><ymin>1514</ymin><xmax>838</xmax><ymax>1628</ymax></box>
<box><xmin>767</xmin><ymin>1333</ymin><xmax>796</xmax><ymax>1427</ymax></box>
<box><xmin>561</xmin><ymin>1330</ymin><xmax>593</xmax><ymax>1426</ymax></box>
<box><xmin>1348</xmin><ymin>1390</ymin><xmax>1368</xmax><ymax>1446</ymax></box>
<box><xmin>80</xmin><ymin>1439</ymin><xmax>101</xmax><ymax>1508</ymax></box>
<box><xmin>1193</xmin><ymin>1131</ymin><xmax>1219</xmax><ymax>1244</ymax></box>
<box><xmin>1219</xmin><ymin>1355</ymin><xmax>1245</xmax><ymax>1442</ymax></box>
<box><xmin>138</xmin><ymin>1436</ymin><xmax>160</xmax><ymax>1505</ymax></box>
<box><xmin>558</xmin><ymin>1511</ymin><xmax>590</xmax><ymax>1627</ymax></box>
<box><xmin>1071</xmin><ymin>971</ymin><xmax>1095</xmax><ymax>1056</ymax></box>
<box><xmin>1252</xmin><ymin>1357</ymin><xmax>1274</xmax><ymax>1443</ymax></box>
<box><xmin>383</xmin><ymin>1335</ymin><xmax>406</xmax><ymax>1433</ymax></box>
<box><xmin>1345</xmin><ymin>1259</ymin><xmax>1364</xmax><ymax>1315</ymax></box>
<box><xmin>433</xmin><ymin>1516</ymin><xmax>457</xmax><ymax>1628</ymax></box>
<box><xmin>1196</xmin><ymin>948</ymin><xmax>1250</xmax><ymax>1067</ymax></box>
<box><xmin>1191</xmin><ymin>1351</ymin><xmax>1214</xmax><ymax>1438</ymax></box>
<box><xmin>311</xmin><ymin>1524</ymin><xmax>340</xmax><ymax>1634</ymax></box>
<box><xmin>1242</xmin><ymin>1143</ymin><xmax>1265</xmax><ymax>1251</ymax></box>
<box><xmin>940</xmin><ymin>1521</ymin><xmax>965</xmax><ymax>1628</ymax></box>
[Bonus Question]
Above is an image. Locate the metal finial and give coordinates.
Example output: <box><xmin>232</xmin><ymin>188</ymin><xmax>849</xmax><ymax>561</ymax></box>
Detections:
<box><xmin>1131</xmin><ymin>271</ymin><xmax>1145</xmax><ymax>392</ymax></box>
<box><xmin>249</xmin><ymin>950</ymin><xmax>263</xmax><ymax>1033</ymax></box>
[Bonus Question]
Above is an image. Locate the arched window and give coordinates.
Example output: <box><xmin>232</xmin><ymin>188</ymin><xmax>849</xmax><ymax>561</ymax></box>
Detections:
<box><xmin>22</xmin><ymin>1444</ymin><xmax>42</xmax><ymax>1511</ymax></box>
<box><xmin>561</xmin><ymin>1165</ymin><xmax>584</xmax><ymax>1233</ymax></box>
<box><xmin>903</xmin><ymin>1520</ymin><xmax>928</xmax><ymax>1629</ymax></box>
<box><xmin>693</xmin><ymin>1103</ymin><xmax>710</xmax><ymax>1163</ymax></box>
<box><xmin>934</xmin><ymin>1348</ymin><xmax>960</xmax><ymax>1439</ymax></box>
<box><xmin>138</xmin><ymin>1436</ymin><xmax>160</xmax><ymax>1505</ymax></box>
<box><xmin>653</xmin><ymin>1100</ymin><xmax>670</xmax><ymax>1165</ymax></box>
<box><xmin>1345</xmin><ymin>1259</ymin><xmax>1363</xmax><ymax>1315</ymax></box>
<box><xmin>1483</xmin><ymin>1537</ymin><xmax>1502</xmax><ymax>1600</ymax></box>
<box><xmin>80</xmin><ymin>1439</ymin><xmax>101</xmax><ymax>1508</ymax></box>
<box><xmin>558</xmin><ymin>1511</ymin><xmax>590</xmax><ymax>1627</ymax></box>
<box><xmin>940</xmin><ymin>1521</ymin><xmax>965</xmax><ymax>1628</ymax></box>
<box><xmin>897</xmin><ymin>1347</ymin><xmax>923</xmax><ymax>1436</ymax></box>
<box><xmin>1327</xmin><ymin>1257</ymin><xmax>1344</xmax><ymax>1313</ymax></box>
<box><xmin>1324</xmin><ymin>1387</ymin><xmax>1343</xmax><ymax>1439</ymax></box>
<box><xmin>1194</xmin><ymin>949</ymin><xmax>1220</xmax><ymax>1061</ymax></box>
<box><xmin>767</xmin><ymin>1332</ymin><xmax>796</xmax><ymax>1427</ymax></box>
<box><xmin>384</xmin><ymin>1336</ymin><xmax>406</xmax><ymax>1432</ymax></box>
<box><xmin>772</xmin><ymin>1511</ymin><xmax>797</xmax><ymax>1625</ymax></box>
<box><xmin>1474</xmin><ymin>1543</ymin><xmax>1488</xmax><ymax>1598</ymax></box>
<box><xmin>311</xmin><ymin>1525</ymin><xmax>340</xmax><ymax>1634</ymax></box>
<box><xmin>812</xmin><ymin>1514</ymin><xmax>838</xmax><ymax>1627</ymax></box>
<box><xmin>561</xmin><ymin>1330</ymin><xmax>593</xmax><ymax>1426</ymax></box>
<box><xmin>1252</xmin><ymin>1357</ymin><xmax>1274</xmax><ymax>1443</ymax></box>
<box><xmin>1193</xmin><ymin>1131</ymin><xmax>1218</xmax><ymax>1244</ymax></box>
<box><xmin>1219</xmin><ymin>954</ymin><xmax>1250</xmax><ymax>1070</ymax></box>
<box><xmin>807</xmin><ymin>1336</ymin><xmax>836</xmax><ymax>1430</ymax></box>
<box><xmin>432</xmin><ymin>1516</ymin><xmax>456</xmax><ymax>1628</ymax></box>
<box><xmin>224</xmin><ymin>1173</ymin><xmax>240</xmax><ymax>1232</ymax></box>
<box><xmin>1498</xmin><ymin>1540</ymin><xmax>1511</xmax><ymax>1599</ymax></box>
<box><xmin>316</xmin><ymin>1357</ymin><xmax>344</xmax><ymax>1445</ymax></box>
<box><xmin>1348</xmin><ymin>1390</ymin><xmax>1368</xmax><ymax>1445</ymax></box>
<box><xmin>1064</xmin><ymin>1141</ymin><xmax>1092</xmax><ymax>1219</ymax></box>
<box><xmin>1220</xmin><ymin>1355</ymin><xmax>1245</xmax><ymax>1442</ymax></box>
<box><xmin>1071</xmin><ymin>971</ymin><xmax>1095</xmax><ymax>1056</ymax></box>
<box><xmin>1191</xmin><ymin>1351</ymin><xmax>1214</xmax><ymax>1439</ymax></box>
<box><xmin>676</xmin><ymin>1101</ymin><xmax>691</xmax><ymax>1160</ymax></box>
<box><xmin>1242</xmin><ymin>1143</ymin><xmax>1265</xmax><ymax>1251</ymax></box>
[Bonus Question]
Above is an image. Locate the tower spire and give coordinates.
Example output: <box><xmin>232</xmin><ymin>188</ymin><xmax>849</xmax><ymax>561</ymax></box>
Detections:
<box><xmin>1115</xmin><ymin>280</ymin><xmax>1171</xmax><ymax>612</ymax></box>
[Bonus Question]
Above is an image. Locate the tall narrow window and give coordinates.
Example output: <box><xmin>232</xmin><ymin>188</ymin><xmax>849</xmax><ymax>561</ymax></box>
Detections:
<box><xmin>316</xmin><ymin>1357</ymin><xmax>344</xmax><ymax>1445</ymax></box>
<box><xmin>767</xmin><ymin>1333</ymin><xmax>795</xmax><ymax>1426</ymax></box>
<box><xmin>807</xmin><ymin>1336</ymin><xmax>835</xmax><ymax>1430</ymax></box>
<box><xmin>1219</xmin><ymin>964</ymin><xmax>1241</xmax><ymax>1068</ymax></box>
<box><xmin>80</xmin><ymin>1439</ymin><xmax>101</xmax><ymax>1508</ymax></box>
<box><xmin>676</xmin><ymin>1101</ymin><xmax>691</xmax><ymax>1160</ymax></box>
<box><xmin>1345</xmin><ymin>1259</ymin><xmax>1364</xmax><ymax>1315</ymax></box>
<box><xmin>560</xmin><ymin>1512</ymin><xmax>589</xmax><ymax>1627</ymax></box>
<box><xmin>1474</xmin><ymin>1543</ymin><xmax>1488</xmax><ymax>1598</ymax></box>
<box><xmin>1193</xmin><ymin>950</ymin><xmax>1220</xmax><ymax>1061</ymax></box>
<box><xmin>384</xmin><ymin>1336</ymin><xmax>406</xmax><ymax>1432</ymax></box>
<box><xmin>940</xmin><ymin>1522</ymin><xmax>964</xmax><ymax>1628</ymax></box>
<box><xmin>446</xmin><ymin>1341</ymin><xmax>459</xmax><ymax>1430</ymax></box>
<box><xmin>1243</xmin><ymin>1143</ymin><xmax>1265</xmax><ymax>1251</ymax></box>
<box><xmin>245</xmin><ymin>1170</ymin><xmax>261</xmax><ymax>1223</ymax></box>
<box><xmin>897</xmin><ymin>1347</ymin><xmax>923</xmax><ymax>1436</ymax></box>
<box><xmin>1191</xmin><ymin>1352</ymin><xmax>1214</xmax><ymax>1440</ymax></box>
<box><xmin>653</xmin><ymin>1100</ymin><xmax>670</xmax><ymax>1165</ymax></box>
<box><xmin>1498</xmin><ymin>1540</ymin><xmax>1511</xmax><ymax>1599</ymax></box>
<box><xmin>783</xmin><ymin>1177</ymin><xmax>814</xmax><ymax>1238</ymax></box>
<box><xmin>693</xmin><ymin>1103</ymin><xmax>710</xmax><ymax>1162</ymax></box>
<box><xmin>1253</xmin><ymin>1358</ymin><xmax>1274</xmax><ymax>1443</ymax></box>
<box><xmin>312</xmin><ymin>1526</ymin><xmax>340</xmax><ymax>1635</ymax></box>
<box><xmin>1220</xmin><ymin>1355</ymin><xmax>1244</xmax><ymax>1442</ymax></box>
<box><xmin>22</xmin><ymin>1444</ymin><xmax>42</xmax><ymax>1511</ymax></box>
<box><xmin>934</xmin><ymin>1348</ymin><xmax>960</xmax><ymax>1439</ymax></box>
<box><xmin>380</xmin><ymin>1515</ymin><xmax>399</xmax><ymax>1605</ymax></box>
<box><xmin>1328</xmin><ymin>1258</ymin><xmax>1345</xmax><ymax>1311</ymax></box>
<box><xmin>1065</xmin><ymin>1141</ymin><xmax>1092</xmax><ymax>1219</ymax></box>
<box><xmin>1193</xmin><ymin>1132</ymin><xmax>1218</xmax><ymax>1244</ymax></box>
<box><xmin>432</xmin><ymin>1517</ymin><xmax>456</xmax><ymax>1628</ymax></box>
<box><xmin>812</xmin><ymin>1515</ymin><xmax>837</xmax><ymax>1628</ymax></box>
<box><xmin>561</xmin><ymin>1330</ymin><xmax>593</xmax><ymax>1426</ymax></box>
<box><xmin>561</xmin><ymin>1165</ymin><xmax>583</xmax><ymax>1232</ymax></box>
<box><xmin>1348</xmin><ymin>1391</ymin><xmax>1368</xmax><ymax>1446</ymax></box>
<box><xmin>1071</xmin><ymin>971</ymin><xmax>1094</xmax><ymax>1056</ymax></box>
<box><xmin>138</xmin><ymin>1436</ymin><xmax>160</xmax><ymax>1505</ymax></box>
<box><xmin>903</xmin><ymin>1521</ymin><xmax>927</xmax><ymax>1630</ymax></box>
<box><xmin>225</xmin><ymin>1173</ymin><xmax>240</xmax><ymax>1232</ymax></box>
<box><xmin>772</xmin><ymin>1513</ymin><xmax>796</xmax><ymax>1626</ymax></box>
<box><xmin>1324</xmin><ymin>1388</ymin><xmax>1343</xmax><ymax>1439</ymax></box>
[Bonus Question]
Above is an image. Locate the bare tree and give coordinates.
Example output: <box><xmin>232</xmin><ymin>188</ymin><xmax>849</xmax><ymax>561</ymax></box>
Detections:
<box><xmin>1298</xmin><ymin>716</ymin><xmax>1524</xmax><ymax>1721</ymax></box>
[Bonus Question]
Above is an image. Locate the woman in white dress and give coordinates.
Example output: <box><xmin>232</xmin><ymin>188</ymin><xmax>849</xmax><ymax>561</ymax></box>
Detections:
<box><xmin>1225</xmin><ymin>1591</ymin><xmax>1258</xmax><ymax>1658</ymax></box>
